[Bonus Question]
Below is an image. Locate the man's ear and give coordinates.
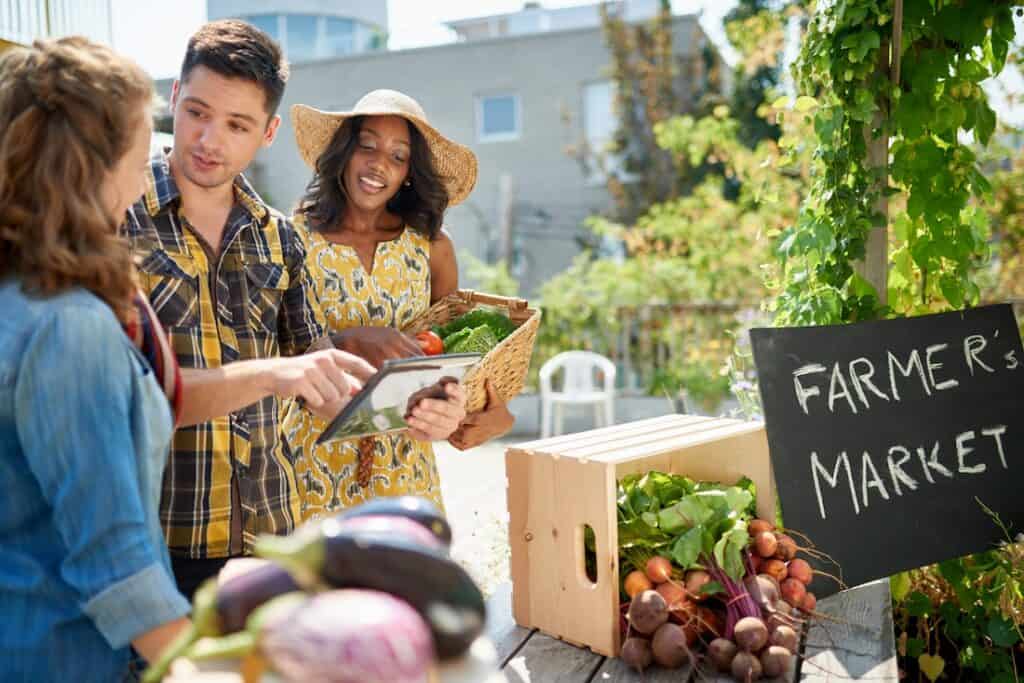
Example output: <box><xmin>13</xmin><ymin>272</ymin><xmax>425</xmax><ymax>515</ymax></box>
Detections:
<box><xmin>263</xmin><ymin>114</ymin><xmax>281</xmax><ymax>148</ymax></box>
<box><xmin>169</xmin><ymin>80</ymin><xmax>180</xmax><ymax>114</ymax></box>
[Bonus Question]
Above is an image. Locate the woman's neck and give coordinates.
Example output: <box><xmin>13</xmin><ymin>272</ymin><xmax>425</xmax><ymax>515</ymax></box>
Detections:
<box><xmin>337</xmin><ymin>205</ymin><xmax>401</xmax><ymax>236</ymax></box>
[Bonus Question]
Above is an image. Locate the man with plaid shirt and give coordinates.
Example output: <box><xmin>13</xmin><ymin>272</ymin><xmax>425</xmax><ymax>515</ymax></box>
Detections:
<box><xmin>125</xmin><ymin>20</ymin><xmax>372</xmax><ymax>598</ymax></box>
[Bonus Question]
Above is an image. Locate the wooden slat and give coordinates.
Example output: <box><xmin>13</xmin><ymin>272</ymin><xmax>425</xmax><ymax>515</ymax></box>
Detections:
<box><xmin>486</xmin><ymin>582</ymin><xmax>534</xmax><ymax>665</ymax></box>
<box><xmin>502</xmin><ymin>633</ymin><xmax>605</xmax><ymax>682</ymax></box>
<box><xmin>511</xmin><ymin>414</ymin><xmax>688</xmax><ymax>452</ymax></box>
<box><xmin>525</xmin><ymin>416</ymin><xmax>715</xmax><ymax>459</ymax></box>
<box><xmin>589</xmin><ymin>653</ymin><xmax>694</xmax><ymax>682</ymax></box>
<box><xmin>557</xmin><ymin>418</ymin><xmax>737</xmax><ymax>460</ymax></box>
<box><xmin>800</xmin><ymin>579</ymin><xmax>898</xmax><ymax>682</ymax></box>
<box><xmin>592</xmin><ymin>420</ymin><xmax>762</xmax><ymax>463</ymax></box>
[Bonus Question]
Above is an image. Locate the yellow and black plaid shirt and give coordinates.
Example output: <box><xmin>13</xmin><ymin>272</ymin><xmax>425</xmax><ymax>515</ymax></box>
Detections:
<box><xmin>125</xmin><ymin>150</ymin><xmax>326</xmax><ymax>558</ymax></box>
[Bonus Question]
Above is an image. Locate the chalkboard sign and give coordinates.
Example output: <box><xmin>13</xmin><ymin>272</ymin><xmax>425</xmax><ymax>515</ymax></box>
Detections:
<box><xmin>750</xmin><ymin>304</ymin><xmax>1024</xmax><ymax>597</ymax></box>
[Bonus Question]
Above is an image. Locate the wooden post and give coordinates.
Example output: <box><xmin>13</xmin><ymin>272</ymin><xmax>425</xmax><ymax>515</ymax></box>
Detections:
<box><xmin>855</xmin><ymin>0</ymin><xmax>902</xmax><ymax>309</ymax></box>
<box><xmin>856</xmin><ymin>43</ymin><xmax>890</xmax><ymax>307</ymax></box>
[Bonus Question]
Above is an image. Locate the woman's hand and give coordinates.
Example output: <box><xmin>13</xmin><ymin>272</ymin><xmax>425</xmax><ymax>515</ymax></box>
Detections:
<box><xmin>448</xmin><ymin>380</ymin><xmax>515</xmax><ymax>450</ymax></box>
<box><xmin>330</xmin><ymin>326</ymin><xmax>423</xmax><ymax>369</ymax></box>
<box><xmin>405</xmin><ymin>381</ymin><xmax>467</xmax><ymax>442</ymax></box>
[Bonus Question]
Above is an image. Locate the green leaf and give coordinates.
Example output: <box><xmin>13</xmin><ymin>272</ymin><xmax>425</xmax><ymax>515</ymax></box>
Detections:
<box><xmin>658</xmin><ymin>497</ymin><xmax>713</xmax><ymax>535</ymax></box>
<box><xmin>771</xmin><ymin>95</ymin><xmax>791</xmax><ymax>110</ymax></box>
<box><xmin>940</xmin><ymin>274</ymin><xmax>965</xmax><ymax>309</ymax></box>
<box><xmin>975</xmin><ymin>100</ymin><xmax>996</xmax><ymax>146</ymax></box>
<box><xmin>670</xmin><ymin>526</ymin><xmax>703</xmax><ymax>569</ymax></box>
<box><xmin>905</xmin><ymin>591</ymin><xmax>932</xmax><ymax>618</ymax></box>
<box><xmin>937</xmin><ymin>558</ymin><xmax>966</xmax><ymax>585</ymax></box>
<box><xmin>890</xmin><ymin>571</ymin><xmax>912</xmax><ymax>602</ymax></box>
<box><xmin>906</xmin><ymin>636</ymin><xmax>925</xmax><ymax>658</ymax></box>
<box><xmin>987</xmin><ymin>617</ymin><xmax>1020</xmax><ymax>648</ymax></box>
<box><xmin>700</xmin><ymin>581</ymin><xmax>725</xmax><ymax>597</ymax></box>
<box><xmin>794</xmin><ymin>96</ymin><xmax>818</xmax><ymax>112</ymax></box>
<box><xmin>724</xmin><ymin>487</ymin><xmax>754</xmax><ymax>517</ymax></box>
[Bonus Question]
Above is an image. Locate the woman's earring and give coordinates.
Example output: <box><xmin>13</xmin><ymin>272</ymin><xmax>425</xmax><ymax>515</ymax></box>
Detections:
<box><xmin>403</xmin><ymin>179</ymin><xmax>411</xmax><ymax>187</ymax></box>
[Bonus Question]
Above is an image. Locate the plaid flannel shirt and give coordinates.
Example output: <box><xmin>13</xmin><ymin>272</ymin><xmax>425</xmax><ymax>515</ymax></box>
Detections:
<box><xmin>125</xmin><ymin>150</ymin><xmax>326</xmax><ymax>558</ymax></box>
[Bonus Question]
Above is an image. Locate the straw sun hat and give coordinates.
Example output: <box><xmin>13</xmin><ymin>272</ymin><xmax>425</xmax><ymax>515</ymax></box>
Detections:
<box><xmin>291</xmin><ymin>89</ymin><xmax>478</xmax><ymax>206</ymax></box>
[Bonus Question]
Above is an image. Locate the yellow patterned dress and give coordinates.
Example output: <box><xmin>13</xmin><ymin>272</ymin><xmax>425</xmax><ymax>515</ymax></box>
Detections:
<box><xmin>282</xmin><ymin>218</ymin><xmax>444</xmax><ymax>521</ymax></box>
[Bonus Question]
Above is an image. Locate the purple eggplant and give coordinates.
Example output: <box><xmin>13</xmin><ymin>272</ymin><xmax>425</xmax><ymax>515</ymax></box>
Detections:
<box><xmin>335</xmin><ymin>495</ymin><xmax>452</xmax><ymax>547</ymax></box>
<box><xmin>255</xmin><ymin>520</ymin><xmax>485</xmax><ymax>660</ymax></box>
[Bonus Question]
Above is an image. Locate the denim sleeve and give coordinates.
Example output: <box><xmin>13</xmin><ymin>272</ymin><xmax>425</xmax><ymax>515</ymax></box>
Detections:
<box><xmin>14</xmin><ymin>306</ymin><xmax>190</xmax><ymax>648</ymax></box>
<box><xmin>278</xmin><ymin>216</ymin><xmax>328</xmax><ymax>356</ymax></box>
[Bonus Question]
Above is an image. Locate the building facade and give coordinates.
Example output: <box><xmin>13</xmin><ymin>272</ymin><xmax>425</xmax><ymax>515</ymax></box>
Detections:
<box><xmin>0</xmin><ymin>0</ymin><xmax>112</xmax><ymax>51</ymax></box>
<box><xmin>159</xmin><ymin>2</ymin><xmax>722</xmax><ymax>292</ymax></box>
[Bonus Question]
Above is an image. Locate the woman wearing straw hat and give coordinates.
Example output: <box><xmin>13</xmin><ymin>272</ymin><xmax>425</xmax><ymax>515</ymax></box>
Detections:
<box><xmin>284</xmin><ymin>89</ymin><xmax>515</xmax><ymax>518</ymax></box>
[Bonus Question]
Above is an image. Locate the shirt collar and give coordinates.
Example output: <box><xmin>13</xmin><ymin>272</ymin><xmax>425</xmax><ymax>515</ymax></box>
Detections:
<box><xmin>142</xmin><ymin>147</ymin><xmax>269</xmax><ymax>224</ymax></box>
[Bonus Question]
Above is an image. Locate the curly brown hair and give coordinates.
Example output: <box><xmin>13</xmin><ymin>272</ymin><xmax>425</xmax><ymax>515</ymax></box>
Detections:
<box><xmin>0</xmin><ymin>37</ymin><xmax>153</xmax><ymax>322</ymax></box>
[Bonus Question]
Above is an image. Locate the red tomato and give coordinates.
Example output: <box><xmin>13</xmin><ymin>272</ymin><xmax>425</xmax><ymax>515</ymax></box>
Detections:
<box><xmin>416</xmin><ymin>331</ymin><xmax>444</xmax><ymax>355</ymax></box>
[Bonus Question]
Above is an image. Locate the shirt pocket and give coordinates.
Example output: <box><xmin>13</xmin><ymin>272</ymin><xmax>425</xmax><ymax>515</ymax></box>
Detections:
<box><xmin>138</xmin><ymin>249</ymin><xmax>200</xmax><ymax>330</ymax></box>
<box><xmin>244</xmin><ymin>260</ymin><xmax>291</xmax><ymax>336</ymax></box>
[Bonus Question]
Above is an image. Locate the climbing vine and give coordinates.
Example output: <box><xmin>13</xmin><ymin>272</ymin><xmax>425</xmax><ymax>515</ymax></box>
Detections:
<box><xmin>774</xmin><ymin>0</ymin><xmax>1018</xmax><ymax>325</ymax></box>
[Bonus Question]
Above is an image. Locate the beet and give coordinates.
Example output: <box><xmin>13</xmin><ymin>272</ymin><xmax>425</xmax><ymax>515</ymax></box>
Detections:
<box><xmin>733</xmin><ymin>617</ymin><xmax>769</xmax><ymax>653</ymax></box>
<box><xmin>770</xmin><ymin>624</ymin><xmax>799</xmax><ymax>652</ymax></box>
<box><xmin>645</xmin><ymin>556</ymin><xmax>674</xmax><ymax>584</ymax></box>
<box><xmin>651</xmin><ymin>622</ymin><xmax>690</xmax><ymax>669</ymax></box>
<box><xmin>743</xmin><ymin>573</ymin><xmax>779</xmax><ymax>607</ymax></box>
<box><xmin>684</xmin><ymin>569</ymin><xmax>712</xmax><ymax>599</ymax></box>
<box><xmin>753</xmin><ymin>531</ymin><xmax>778</xmax><ymax>559</ymax></box>
<box><xmin>747</xmin><ymin>519</ymin><xmax>774</xmax><ymax>536</ymax></box>
<box><xmin>731</xmin><ymin>650</ymin><xmax>763</xmax><ymax>681</ymax></box>
<box><xmin>773</xmin><ymin>534</ymin><xmax>797</xmax><ymax>562</ymax></box>
<box><xmin>707</xmin><ymin>637</ymin><xmax>738</xmax><ymax>672</ymax></box>
<box><xmin>787</xmin><ymin>558</ymin><xmax>813</xmax><ymax>585</ymax></box>
<box><xmin>760</xmin><ymin>645</ymin><xmax>792</xmax><ymax>678</ymax></box>
<box><xmin>628</xmin><ymin>590</ymin><xmax>669</xmax><ymax>635</ymax></box>
<box><xmin>620</xmin><ymin>637</ymin><xmax>652</xmax><ymax>672</ymax></box>
<box><xmin>780</xmin><ymin>578</ymin><xmax>807</xmax><ymax>609</ymax></box>
<box><xmin>761</xmin><ymin>559</ymin><xmax>788</xmax><ymax>584</ymax></box>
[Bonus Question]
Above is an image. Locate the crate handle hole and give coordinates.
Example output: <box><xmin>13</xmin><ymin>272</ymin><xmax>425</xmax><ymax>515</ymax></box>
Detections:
<box><xmin>578</xmin><ymin>524</ymin><xmax>598</xmax><ymax>586</ymax></box>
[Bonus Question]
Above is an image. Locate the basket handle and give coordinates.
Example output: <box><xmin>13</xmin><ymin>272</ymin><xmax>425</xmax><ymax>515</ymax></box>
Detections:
<box><xmin>460</xmin><ymin>289</ymin><xmax>529</xmax><ymax>311</ymax></box>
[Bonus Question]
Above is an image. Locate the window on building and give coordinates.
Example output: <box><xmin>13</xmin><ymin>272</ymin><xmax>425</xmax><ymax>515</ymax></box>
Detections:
<box><xmin>244</xmin><ymin>14</ymin><xmax>280</xmax><ymax>42</ymax></box>
<box><xmin>286</xmin><ymin>13</ymin><xmax>318</xmax><ymax>62</ymax></box>
<box><xmin>324</xmin><ymin>16</ymin><xmax>355</xmax><ymax>56</ymax></box>
<box><xmin>582</xmin><ymin>80</ymin><xmax>626</xmax><ymax>182</ymax></box>
<box><xmin>477</xmin><ymin>94</ymin><xmax>520</xmax><ymax>142</ymax></box>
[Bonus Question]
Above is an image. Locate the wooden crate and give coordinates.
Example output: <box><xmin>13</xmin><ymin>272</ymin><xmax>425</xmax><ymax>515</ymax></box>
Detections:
<box><xmin>505</xmin><ymin>414</ymin><xmax>775</xmax><ymax>657</ymax></box>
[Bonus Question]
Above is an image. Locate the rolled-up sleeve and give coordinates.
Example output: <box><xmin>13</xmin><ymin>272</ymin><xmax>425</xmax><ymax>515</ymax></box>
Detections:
<box><xmin>14</xmin><ymin>307</ymin><xmax>190</xmax><ymax>649</ymax></box>
<box><xmin>278</xmin><ymin>217</ymin><xmax>328</xmax><ymax>356</ymax></box>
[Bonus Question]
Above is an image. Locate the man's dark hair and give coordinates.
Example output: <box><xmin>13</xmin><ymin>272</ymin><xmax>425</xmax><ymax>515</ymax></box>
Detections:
<box><xmin>180</xmin><ymin>19</ymin><xmax>289</xmax><ymax>117</ymax></box>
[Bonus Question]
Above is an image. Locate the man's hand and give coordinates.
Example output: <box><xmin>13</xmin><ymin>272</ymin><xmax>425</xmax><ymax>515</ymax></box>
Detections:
<box><xmin>331</xmin><ymin>326</ymin><xmax>423</xmax><ymax>369</ymax></box>
<box><xmin>448</xmin><ymin>380</ymin><xmax>515</xmax><ymax>450</ymax></box>
<box><xmin>267</xmin><ymin>349</ymin><xmax>375</xmax><ymax>421</ymax></box>
<box><xmin>405</xmin><ymin>381</ymin><xmax>467</xmax><ymax>442</ymax></box>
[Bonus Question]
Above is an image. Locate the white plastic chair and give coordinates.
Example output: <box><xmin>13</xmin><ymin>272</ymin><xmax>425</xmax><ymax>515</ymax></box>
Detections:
<box><xmin>539</xmin><ymin>351</ymin><xmax>616</xmax><ymax>438</ymax></box>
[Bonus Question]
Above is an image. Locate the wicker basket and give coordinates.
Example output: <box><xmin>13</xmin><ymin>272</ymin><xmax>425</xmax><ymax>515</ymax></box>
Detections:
<box><xmin>404</xmin><ymin>290</ymin><xmax>541</xmax><ymax>414</ymax></box>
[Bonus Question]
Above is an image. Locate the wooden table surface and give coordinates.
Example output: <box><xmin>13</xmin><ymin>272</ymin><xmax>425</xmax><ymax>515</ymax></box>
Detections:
<box><xmin>485</xmin><ymin>579</ymin><xmax>899</xmax><ymax>682</ymax></box>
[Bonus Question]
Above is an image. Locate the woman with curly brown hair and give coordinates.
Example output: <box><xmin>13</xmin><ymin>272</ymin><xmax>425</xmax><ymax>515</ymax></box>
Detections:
<box><xmin>0</xmin><ymin>38</ymin><xmax>194</xmax><ymax>679</ymax></box>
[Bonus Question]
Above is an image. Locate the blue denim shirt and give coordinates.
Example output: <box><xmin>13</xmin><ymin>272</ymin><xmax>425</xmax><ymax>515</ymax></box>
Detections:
<box><xmin>0</xmin><ymin>280</ymin><xmax>191</xmax><ymax>682</ymax></box>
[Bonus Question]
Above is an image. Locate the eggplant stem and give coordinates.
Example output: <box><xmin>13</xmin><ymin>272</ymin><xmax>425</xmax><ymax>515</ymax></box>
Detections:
<box><xmin>185</xmin><ymin>632</ymin><xmax>257</xmax><ymax>662</ymax></box>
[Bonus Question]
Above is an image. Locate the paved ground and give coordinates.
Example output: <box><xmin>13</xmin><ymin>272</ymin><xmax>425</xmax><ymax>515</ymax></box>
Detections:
<box><xmin>435</xmin><ymin>437</ymin><xmax>523</xmax><ymax>598</ymax></box>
